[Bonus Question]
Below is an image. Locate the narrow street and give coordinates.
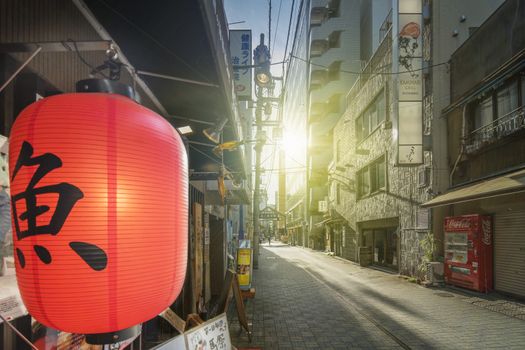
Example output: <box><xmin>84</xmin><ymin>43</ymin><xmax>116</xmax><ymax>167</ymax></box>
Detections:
<box><xmin>229</xmin><ymin>242</ymin><xmax>525</xmax><ymax>350</ymax></box>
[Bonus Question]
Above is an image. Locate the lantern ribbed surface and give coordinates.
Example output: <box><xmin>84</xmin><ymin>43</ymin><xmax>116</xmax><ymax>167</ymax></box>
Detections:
<box><xmin>9</xmin><ymin>93</ymin><xmax>188</xmax><ymax>334</ymax></box>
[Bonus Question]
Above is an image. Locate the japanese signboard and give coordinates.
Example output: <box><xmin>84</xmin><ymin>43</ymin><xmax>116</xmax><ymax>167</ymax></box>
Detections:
<box><xmin>185</xmin><ymin>313</ymin><xmax>231</xmax><ymax>350</ymax></box>
<box><xmin>259</xmin><ymin>206</ymin><xmax>282</xmax><ymax>220</ymax></box>
<box><xmin>318</xmin><ymin>200</ymin><xmax>328</xmax><ymax>213</ymax></box>
<box><xmin>193</xmin><ymin>203</ymin><xmax>203</xmax><ymax>310</ymax></box>
<box><xmin>396</xmin><ymin>0</ymin><xmax>423</xmax><ymax>165</ymax></box>
<box><xmin>229</xmin><ymin>30</ymin><xmax>252</xmax><ymax>100</ymax></box>
<box><xmin>237</xmin><ymin>242</ymin><xmax>252</xmax><ymax>289</ymax></box>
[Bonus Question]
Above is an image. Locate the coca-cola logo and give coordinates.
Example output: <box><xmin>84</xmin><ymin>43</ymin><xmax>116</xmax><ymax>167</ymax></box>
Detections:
<box><xmin>446</xmin><ymin>218</ymin><xmax>471</xmax><ymax>230</ymax></box>
<box><xmin>481</xmin><ymin>218</ymin><xmax>491</xmax><ymax>245</ymax></box>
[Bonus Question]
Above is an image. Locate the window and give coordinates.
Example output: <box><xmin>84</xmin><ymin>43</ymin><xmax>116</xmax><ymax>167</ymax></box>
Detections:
<box><xmin>521</xmin><ymin>76</ymin><xmax>525</xmax><ymax>107</ymax></box>
<box><xmin>472</xmin><ymin>80</ymin><xmax>521</xmax><ymax>131</ymax></box>
<box><xmin>328</xmin><ymin>31</ymin><xmax>342</xmax><ymax>49</ymax></box>
<box><xmin>328</xmin><ymin>0</ymin><xmax>341</xmax><ymax>18</ymax></box>
<box><xmin>473</xmin><ymin>95</ymin><xmax>493</xmax><ymax>130</ymax></box>
<box><xmin>328</xmin><ymin>61</ymin><xmax>342</xmax><ymax>82</ymax></box>
<box><xmin>356</xmin><ymin>90</ymin><xmax>386</xmax><ymax>142</ymax></box>
<box><xmin>336</xmin><ymin>183</ymin><xmax>341</xmax><ymax>205</ymax></box>
<box><xmin>496</xmin><ymin>81</ymin><xmax>518</xmax><ymax>118</ymax></box>
<box><xmin>336</xmin><ymin>139</ymin><xmax>341</xmax><ymax>162</ymax></box>
<box><xmin>357</xmin><ymin>168</ymin><xmax>370</xmax><ymax>198</ymax></box>
<box><xmin>376</xmin><ymin>159</ymin><xmax>386</xmax><ymax>189</ymax></box>
<box><xmin>357</xmin><ymin>156</ymin><xmax>386</xmax><ymax>198</ymax></box>
<box><xmin>327</xmin><ymin>94</ymin><xmax>341</xmax><ymax>114</ymax></box>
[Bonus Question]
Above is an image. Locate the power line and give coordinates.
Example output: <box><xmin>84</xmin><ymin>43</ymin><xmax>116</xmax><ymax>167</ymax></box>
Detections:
<box><xmin>268</xmin><ymin>0</ymin><xmax>272</xmax><ymax>53</ymax></box>
<box><xmin>65</xmin><ymin>39</ymin><xmax>109</xmax><ymax>79</ymax></box>
<box><xmin>271</xmin><ymin>0</ymin><xmax>283</xmax><ymax>58</ymax></box>
<box><xmin>188</xmin><ymin>144</ymin><xmax>235</xmax><ymax>174</ymax></box>
<box><xmin>233</xmin><ymin>59</ymin><xmax>288</xmax><ymax>70</ymax></box>
<box><xmin>291</xmin><ymin>54</ymin><xmax>449</xmax><ymax>76</ymax></box>
<box><xmin>282</xmin><ymin>0</ymin><xmax>296</xmax><ymax>75</ymax></box>
<box><xmin>93</xmin><ymin>0</ymin><xmax>211</xmax><ymax>83</ymax></box>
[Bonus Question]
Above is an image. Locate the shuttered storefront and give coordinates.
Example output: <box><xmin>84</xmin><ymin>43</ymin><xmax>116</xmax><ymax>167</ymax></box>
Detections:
<box><xmin>494</xmin><ymin>211</ymin><xmax>525</xmax><ymax>298</ymax></box>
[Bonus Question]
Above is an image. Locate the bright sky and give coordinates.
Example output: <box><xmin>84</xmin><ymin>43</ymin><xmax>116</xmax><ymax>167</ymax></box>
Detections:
<box><xmin>225</xmin><ymin>0</ymin><xmax>304</xmax><ymax>204</ymax></box>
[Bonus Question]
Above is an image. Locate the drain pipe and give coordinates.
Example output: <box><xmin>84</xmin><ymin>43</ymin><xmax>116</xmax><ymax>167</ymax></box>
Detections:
<box><xmin>449</xmin><ymin>104</ymin><xmax>468</xmax><ymax>185</ymax></box>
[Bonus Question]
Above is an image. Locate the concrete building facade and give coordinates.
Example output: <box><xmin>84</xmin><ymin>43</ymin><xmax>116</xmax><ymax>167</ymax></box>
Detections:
<box><xmin>329</xmin><ymin>0</ymin><xmax>504</xmax><ymax>276</ymax></box>
<box><xmin>306</xmin><ymin>0</ymin><xmax>361</xmax><ymax>249</ymax></box>
<box><xmin>423</xmin><ymin>0</ymin><xmax>525</xmax><ymax>298</ymax></box>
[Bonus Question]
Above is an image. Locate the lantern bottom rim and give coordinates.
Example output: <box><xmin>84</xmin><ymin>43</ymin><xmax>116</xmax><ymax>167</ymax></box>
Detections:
<box><xmin>85</xmin><ymin>325</ymin><xmax>141</xmax><ymax>345</ymax></box>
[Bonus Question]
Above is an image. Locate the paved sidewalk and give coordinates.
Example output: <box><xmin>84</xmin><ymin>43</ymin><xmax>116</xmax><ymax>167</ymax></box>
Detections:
<box><xmin>228</xmin><ymin>243</ymin><xmax>525</xmax><ymax>350</ymax></box>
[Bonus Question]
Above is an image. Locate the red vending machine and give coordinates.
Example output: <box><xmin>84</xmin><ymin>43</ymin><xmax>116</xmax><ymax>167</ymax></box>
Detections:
<box><xmin>444</xmin><ymin>214</ymin><xmax>493</xmax><ymax>292</ymax></box>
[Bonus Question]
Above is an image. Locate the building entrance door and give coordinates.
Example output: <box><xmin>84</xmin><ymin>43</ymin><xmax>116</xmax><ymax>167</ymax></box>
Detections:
<box><xmin>369</xmin><ymin>228</ymin><xmax>398</xmax><ymax>268</ymax></box>
<box><xmin>374</xmin><ymin>230</ymin><xmax>386</xmax><ymax>264</ymax></box>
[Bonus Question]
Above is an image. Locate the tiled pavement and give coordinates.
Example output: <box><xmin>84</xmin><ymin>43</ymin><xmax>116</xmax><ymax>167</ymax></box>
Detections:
<box><xmin>228</xmin><ymin>243</ymin><xmax>525</xmax><ymax>350</ymax></box>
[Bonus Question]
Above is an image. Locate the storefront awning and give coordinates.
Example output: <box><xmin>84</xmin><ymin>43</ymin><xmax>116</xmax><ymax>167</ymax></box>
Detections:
<box><xmin>81</xmin><ymin>0</ymin><xmax>247</xmax><ymax>178</ymax></box>
<box><xmin>422</xmin><ymin>168</ymin><xmax>525</xmax><ymax>208</ymax></box>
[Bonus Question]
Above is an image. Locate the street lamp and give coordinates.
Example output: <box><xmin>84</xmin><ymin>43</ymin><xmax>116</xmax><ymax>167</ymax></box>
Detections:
<box><xmin>203</xmin><ymin>116</ymin><xmax>228</xmax><ymax>144</ymax></box>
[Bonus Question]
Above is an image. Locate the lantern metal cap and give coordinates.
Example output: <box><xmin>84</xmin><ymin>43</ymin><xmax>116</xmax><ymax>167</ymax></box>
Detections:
<box><xmin>85</xmin><ymin>325</ymin><xmax>141</xmax><ymax>345</ymax></box>
<box><xmin>76</xmin><ymin>79</ymin><xmax>135</xmax><ymax>100</ymax></box>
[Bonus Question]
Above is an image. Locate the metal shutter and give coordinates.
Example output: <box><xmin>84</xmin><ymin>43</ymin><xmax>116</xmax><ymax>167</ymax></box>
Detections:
<box><xmin>494</xmin><ymin>211</ymin><xmax>525</xmax><ymax>298</ymax></box>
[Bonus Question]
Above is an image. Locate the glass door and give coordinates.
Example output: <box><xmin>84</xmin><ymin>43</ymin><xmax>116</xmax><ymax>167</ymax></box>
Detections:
<box><xmin>386</xmin><ymin>228</ymin><xmax>398</xmax><ymax>267</ymax></box>
<box><xmin>374</xmin><ymin>230</ymin><xmax>387</xmax><ymax>264</ymax></box>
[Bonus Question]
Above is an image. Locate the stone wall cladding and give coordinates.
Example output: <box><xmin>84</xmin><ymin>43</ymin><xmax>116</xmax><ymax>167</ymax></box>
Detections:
<box><xmin>331</xmin><ymin>31</ymin><xmax>434</xmax><ymax>276</ymax></box>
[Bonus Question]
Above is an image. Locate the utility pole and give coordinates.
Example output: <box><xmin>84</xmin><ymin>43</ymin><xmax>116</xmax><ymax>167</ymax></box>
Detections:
<box><xmin>252</xmin><ymin>89</ymin><xmax>263</xmax><ymax>269</ymax></box>
<box><xmin>252</xmin><ymin>33</ymin><xmax>271</xmax><ymax>269</ymax></box>
<box><xmin>278</xmin><ymin>148</ymin><xmax>286</xmax><ymax>241</ymax></box>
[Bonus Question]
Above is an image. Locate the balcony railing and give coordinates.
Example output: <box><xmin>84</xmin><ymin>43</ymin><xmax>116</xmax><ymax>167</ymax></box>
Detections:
<box><xmin>466</xmin><ymin>106</ymin><xmax>525</xmax><ymax>154</ymax></box>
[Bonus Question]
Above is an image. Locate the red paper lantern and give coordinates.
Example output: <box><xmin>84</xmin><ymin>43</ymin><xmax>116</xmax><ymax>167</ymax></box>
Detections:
<box><xmin>9</xmin><ymin>93</ymin><xmax>188</xmax><ymax>339</ymax></box>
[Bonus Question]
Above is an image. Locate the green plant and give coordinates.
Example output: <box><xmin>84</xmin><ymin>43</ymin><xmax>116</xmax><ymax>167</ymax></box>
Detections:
<box><xmin>417</xmin><ymin>232</ymin><xmax>438</xmax><ymax>280</ymax></box>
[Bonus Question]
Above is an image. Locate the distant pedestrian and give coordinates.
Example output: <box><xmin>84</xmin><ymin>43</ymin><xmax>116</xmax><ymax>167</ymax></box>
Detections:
<box><xmin>268</xmin><ymin>236</ymin><xmax>271</xmax><ymax>246</ymax></box>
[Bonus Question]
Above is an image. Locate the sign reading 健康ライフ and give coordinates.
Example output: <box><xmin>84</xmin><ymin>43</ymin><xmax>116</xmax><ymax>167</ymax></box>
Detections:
<box><xmin>229</xmin><ymin>30</ymin><xmax>252</xmax><ymax>100</ymax></box>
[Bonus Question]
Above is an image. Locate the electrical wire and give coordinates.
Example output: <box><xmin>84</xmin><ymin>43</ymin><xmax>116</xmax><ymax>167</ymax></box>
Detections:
<box><xmin>291</xmin><ymin>54</ymin><xmax>449</xmax><ymax>76</ymax></box>
<box><xmin>64</xmin><ymin>39</ymin><xmax>109</xmax><ymax>79</ymax></box>
<box><xmin>188</xmin><ymin>144</ymin><xmax>235</xmax><ymax>174</ymax></box>
<box><xmin>284</xmin><ymin>0</ymin><xmax>305</xmax><ymax>81</ymax></box>
<box><xmin>282</xmin><ymin>0</ymin><xmax>296</xmax><ymax>75</ymax></box>
<box><xmin>233</xmin><ymin>59</ymin><xmax>288</xmax><ymax>69</ymax></box>
<box><xmin>93</xmin><ymin>0</ymin><xmax>211</xmax><ymax>83</ymax></box>
<box><xmin>271</xmin><ymin>0</ymin><xmax>283</xmax><ymax>58</ymax></box>
<box><xmin>268</xmin><ymin>0</ymin><xmax>272</xmax><ymax>53</ymax></box>
<box><xmin>263</xmin><ymin>144</ymin><xmax>278</xmax><ymax>195</ymax></box>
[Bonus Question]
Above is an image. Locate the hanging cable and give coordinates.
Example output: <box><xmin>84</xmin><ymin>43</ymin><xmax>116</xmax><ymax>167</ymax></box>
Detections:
<box><xmin>268</xmin><ymin>0</ymin><xmax>272</xmax><ymax>53</ymax></box>
<box><xmin>271</xmin><ymin>0</ymin><xmax>283</xmax><ymax>58</ymax></box>
<box><xmin>93</xmin><ymin>0</ymin><xmax>211</xmax><ymax>83</ymax></box>
<box><xmin>291</xmin><ymin>54</ymin><xmax>449</xmax><ymax>76</ymax></box>
<box><xmin>282</xmin><ymin>0</ymin><xmax>296</xmax><ymax>75</ymax></box>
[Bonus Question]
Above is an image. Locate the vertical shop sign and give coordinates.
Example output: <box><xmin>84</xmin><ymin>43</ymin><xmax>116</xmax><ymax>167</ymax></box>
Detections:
<box><xmin>397</xmin><ymin>0</ymin><xmax>423</xmax><ymax>164</ymax></box>
<box><xmin>229</xmin><ymin>30</ymin><xmax>252</xmax><ymax>100</ymax></box>
<box><xmin>193</xmin><ymin>203</ymin><xmax>203</xmax><ymax>310</ymax></box>
<box><xmin>204</xmin><ymin>213</ymin><xmax>211</xmax><ymax>302</ymax></box>
<box><xmin>237</xmin><ymin>240</ymin><xmax>252</xmax><ymax>290</ymax></box>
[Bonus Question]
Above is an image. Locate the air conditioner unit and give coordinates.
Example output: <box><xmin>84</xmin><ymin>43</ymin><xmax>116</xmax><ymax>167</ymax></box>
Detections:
<box><xmin>426</xmin><ymin>262</ymin><xmax>444</xmax><ymax>286</ymax></box>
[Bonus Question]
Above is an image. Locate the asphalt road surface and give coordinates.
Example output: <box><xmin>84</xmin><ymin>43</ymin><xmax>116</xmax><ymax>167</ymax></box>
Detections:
<box><xmin>229</xmin><ymin>242</ymin><xmax>525</xmax><ymax>349</ymax></box>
